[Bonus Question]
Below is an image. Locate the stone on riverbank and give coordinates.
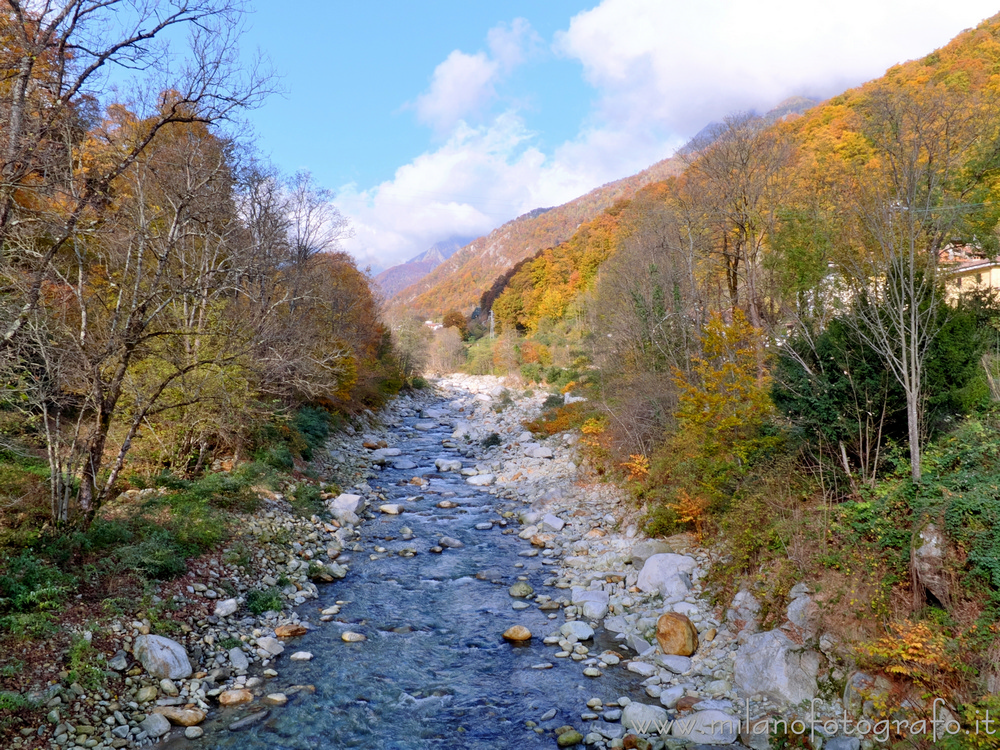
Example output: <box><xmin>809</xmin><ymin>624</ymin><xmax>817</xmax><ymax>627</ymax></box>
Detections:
<box><xmin>342</xmin><ymin>631</ymin><xmax>366</xmax><ymax>642</ymax></box>
<box><xmin>636</xmin><ymin>553</ymin><xmax>697</xmax><ymax>599</ymax></box>
<box><xmin>670</xmin><ymin>709</ymin><xmax>740</xmax><ymax>744</ymax></box>
<box><xmin>502</xmin><ymin>625</ymin><xmax>532</xmax><ymax>642</ymax></box>
<box><xmin>133</xmin><ymin>635</ymin><xmax>192</xmax><ymax>680</ymax></box>
<box><xmin>219</xmin><ymin>689</ymin><xmax>254</xmax><ymax>706</ymax></box>
<box><xmin>275</xmin><ymin>623</ymin><xmax>308</xmax><ymax>638</ymax></box>
<box><xmin>655</xmin><ymin>612</ymin><xmax>698</xmax><ymax>656</ymax></box>
<box><xmin>733</xmin><ymin>630</ymin><xmax>820</xmax><ymax>704</ymax></box>
<box><xmin>139</xmin><ymin>713</ymin><xmax>171</xmax><ymax>738</ymax></box>
<box><xmin>152</xmin><ymin>707</ymin><xmax>206</xmax><ymax>727</ymax></box>
<box><xmin>560</xmin><ymin>621</ymin><xmax>594</xmax><ymax>640</ymax></box>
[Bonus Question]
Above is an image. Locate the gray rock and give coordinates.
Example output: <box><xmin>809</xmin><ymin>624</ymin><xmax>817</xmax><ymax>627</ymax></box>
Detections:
<box><xmin>628</xmin><ymin>634</ymin><xmax>653</xmax><ymax>655</ymax></box>
<box><xmin>786</xmin><ymin>595</ymin><xmax>820</xmax><ymax>634</ymax></box>
<box><xmin>733</xmin><ymin>630</ymin><xmax>820</xmax><ymax>705</ymax></box>
<box><xmin>627</xmin><ymin>661</ymin><xmax>657</xmax><ymax>677</ymax></box>
<box><xmin>214</xmin><ymin>598</ymin><xmax>238</xmax><ymax>618</ymax></box>
<box><xmin>392</xmin><ymin>460</ymin><xmax>417</xmax><ymax>470</ymax></box>
<box><xmin>439</xmin><ymin>536</ymin><xmax>465</xmax><ymax>549</ymax></box>
<box><xmin>185</xmin><ymin>726</ymin><xmax>205</xmax><ymax>739</ymax></box>
<box><xmin>108</xmin><ymin>650</ymin><xmax>128</xmax><ymax>672</ymax></box>
<box><xmin>912</xmin><ymin>523</ymin><xmax>950</xmax><ymax>606</ymax></box>
<box><xmin>656</xmin><ymin>654</ymin><xmax>692</xmax><ymax>673</ymax></box>
<box><xmin>133</xmin><ymin>635</ymin><xmax>192</xmax><ymax>680</ymax></box>
<box><xmin>629</xmin><ymin>540</ymin><xmax>675</xmax><ymax>567</ymax></box>
<box><xmin>139</xmin><ymin>713</ymin><xmax>171</xmax><ymax>738</ymax></box>
<box><xmin>529</xmin><ymin>447</ymin><xmax>554</xmax><ymax>459</ymax></box>
<box><xmin>603</xmin><ymin>616</ymin><xmax>629</xmax><ymax>633</ymax></box>
<box><xmin>636</xmin><ymin>554</ymin><xmax>697</xmax><ymax>598</ymax></box>
<box><xmin>435</xmin><ymin>458</ymin><xmax>462</xmax><ymax>472</ymax></box>
<box><xmin>560</xmin><ymin>621</ymin><xmax>594</xmax><ymax>640</ymax></box>
<box><xmin>825</xmin><ymin>738</ymin><xmax>861</xmax><ymax>750</ymax></box>
<box><xmin>541</xmin><ymin>513</ymin><xmax>565</xmax><ymax>532</ymax></box>
<box><xmin>726</xmin><ymin>589</ymin><xmax>761</xmax><ymax>632</ymax></box>
<box><xmin>466</xmin><ymin>474</ymin><xmax>495</xmax><ymax>486</ymax></box>
<box><xmin>256</xmin><ymin>636</ymin><xmax>284</xmax><ymax>656</ymax></box>
<box><xmin>621</xmin><ymin>702</ymin><xmax>670</xmax><ymax>733</ymax></box>
<box><xmin>659</xmin><ymin>685</ymin><xmax>685</xmax><ymax>708</ymax></box>
<box><xmin>329</xmin><ymin>493</ymin><xmax>364</xmax><ymax>514</ymax></box>
<box><xmin>670</xmin><ymin>709</ymin><xmax>740</xmax><ymax>745</ymax></box>
<box><xmin>229</xmin><ymin>647</ymin><xmax>249</xmax><ymax>671</ymax></box>
<box><xmin>571</xmin><ymin>589</ymin><xmax>609</xmax><ymax>620</ymax></box>
<box><xmin>789</xmin><ymin>582</ymin><xmax>811</xmax><ymax>598</ymax></box>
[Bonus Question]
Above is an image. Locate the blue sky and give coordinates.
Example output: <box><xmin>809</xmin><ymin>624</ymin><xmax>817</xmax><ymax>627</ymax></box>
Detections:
<box><xmin>238</xmin><ymin>1</ymin><xmax>1000</xmax><ymax>271</ymax></box>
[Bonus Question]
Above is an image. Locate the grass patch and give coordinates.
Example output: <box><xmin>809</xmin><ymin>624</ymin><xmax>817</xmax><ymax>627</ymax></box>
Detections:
<box><xmin>66</xmin><ymin>635</ymin><xmax>108</xmax><ymax>691</ymax></box>
<box><xmin>290</xmin><ymin>484</ymin><xmax>325</xmax><ymax>517</ymax></box>
<box><xmin>246</xmin><ymin>587</ymin><xmax>283</xmax><ymax>615</ymax></box>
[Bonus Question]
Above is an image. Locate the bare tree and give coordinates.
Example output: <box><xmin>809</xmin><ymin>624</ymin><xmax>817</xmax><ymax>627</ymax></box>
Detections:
<box><xmin>684</xmin><ymin>113</ymin><xmax>795</xmax><ymax>326</ymax></box>
<box><xmin>839</xmin><ymin>82</ymin><xmax>1000</xmax><ymax>482</ymax></box>
<box><xmin>0</xmin><ymin>0</ymin><xmax>274</xmax><ymax>348</ymax></box>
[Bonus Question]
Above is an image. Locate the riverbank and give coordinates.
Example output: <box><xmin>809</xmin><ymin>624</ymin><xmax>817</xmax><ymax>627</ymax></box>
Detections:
<box><xmin>8</xmin><ymin>375</ymin><xmax>863</xmax><ymax>750</ymax></box>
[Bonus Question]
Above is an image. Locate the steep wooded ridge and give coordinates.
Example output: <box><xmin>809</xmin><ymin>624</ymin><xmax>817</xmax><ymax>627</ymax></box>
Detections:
<box><xmin>389</xmin><ymin>157</ymin><xmax>684</xmax><ymax>316</ymax></box>
<box><xmin>373</xmin><ymin>235</ymin><xmax>471</xmax><ymax>299</ymax></box>
<box><xmin>392</xmin><ymin>96</ymin><xmax>817</xmax><ymax>318</ymax></box>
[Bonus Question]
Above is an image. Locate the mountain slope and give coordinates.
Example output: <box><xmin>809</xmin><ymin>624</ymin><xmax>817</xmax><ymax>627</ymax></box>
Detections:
<box><xmin>388</xmin><ymin>157</ymin><xmax>684</xmax><ymax>316</ymax></box>
<box><xmin>374</xmin><ymin>236</ymin><xmax>471</xmax><ymax>299</ymax></box>
<box><xmin>390</xmin><ymin>98</ymin><xmax>817</xmax><ymax>318</ymax></box>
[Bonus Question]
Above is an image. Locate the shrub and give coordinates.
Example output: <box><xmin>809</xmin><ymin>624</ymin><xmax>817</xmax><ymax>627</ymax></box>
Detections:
<box><xmin>291</xmin><ymin>484</ymin><xmax>324</xmax><ymax>517</ymax></box>
<box><xmin>0</xmin><ymin>552</ymin><xmax>73</xmax><ymax>617</ymax></box>
<box><xmin>260</xmin><ymin>444</ymin><xmax>294</xmax><ymax>471</ymax></box>
<box><xmin>66</xmin><ymin>635</ymin><xmax>108</xmax><ymax>691</ymax></box>
<box><xmin>292</xmin><ymin>406</ymin><xmax>330</xmax><ymax>461</ymax></box>
<box><xmin>246</xmin><ymin>587</ymin><xmax>283</xmax><ymax>615</ymax></box>
<box><xmin>114</xmin><ymin>531</ymin><xmax>188</xmax><ymax>580</ymax></box>
<box><xmin>482</xmin><ymin>432</ymin><xmax>502</xmax><ymax>448</ymax></box>
<box><xmin>542</xmin><ymin>394</ymin><xmax>564</xmax><ymax>409</ymax></box>
<box><xmin>520</xmin><ymin>363</ymin><xmax>542</xmax><ymax>383</ymax></box>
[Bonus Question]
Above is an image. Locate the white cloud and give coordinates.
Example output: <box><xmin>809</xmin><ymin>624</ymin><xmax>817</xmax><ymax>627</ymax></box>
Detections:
<box><xmin>413</xmin><ymin>50</ymin><xmax>498</xmax><ymax>134</ymax></box>
<box><xmin>487</xmin><ymin>17</ymin><xmax>540</xmax><ymax>71</ymax></box>
<box><xmin>345</xmin><ymin>2</ymin><xmax>1000</xmax><ymax>272</ymax></box>
<box><xmin>555</xmin><ymin>0</ymin><xmax>1000</xmax><ymax>135</ymax></box>
<box><xmin>412</xmin><ymin>16</ymin><xmax>538</xmax><ymax>135</ymax></box>
<box><xmin>340</xmin><ymin>113</ymin><xmax>571</xmax><ymax>269</ymax></box>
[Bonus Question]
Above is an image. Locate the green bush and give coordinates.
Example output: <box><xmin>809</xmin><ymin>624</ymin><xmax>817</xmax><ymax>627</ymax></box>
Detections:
<box><xmin>482</xmin><ymin>432</ymin><xmax>502</xmax><ymax>448</ymax></box>
<box><xmin>246</xmin><ymin>587</ymin><xmax>283</xmax><ymax>615</ymax></box>
<box><xmin>114</xmin><ymin>530</ymin><xmax>188</xmax><ymax>580</ymax></box>
<box><xmin>520</xmin><ymin>363</ymin><xmax>542</xmax><ymax>383</ymax></box>
<box><xmin>542</xmin><ymin>394</ymin><xmax>564</xmax><ymax>409</ymax></box>
<box><xmin>291</xmin><ymin>484</ymin><xmax>324</xmax><ymax>517</ymax></box>
<box><xmin>0</xmin><ymin>552</ymin><xmax>74</xmax><ymax>616</ymax></box>
<box><xmin>66</xmin><ymin>635</ymin><xmax>108</xmax><ymax>691</ymax></box>
<box><xmin>260</xmin><ymin>444</ymin><xmax>294</xmax><ymax>471</ymax></box>
<box><xmin>292</xmin><ymin>406</ymin><xmax>330</xmax><ymax>461</ymax></box>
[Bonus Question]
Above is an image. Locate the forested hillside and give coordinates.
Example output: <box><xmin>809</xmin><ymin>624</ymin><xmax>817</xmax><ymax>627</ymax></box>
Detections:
<box><xmin>389</xmin><ymin>156</ymin><xmax>684</xmax><ymax>317</ymax></box>
<box><xmin>428</xmin><ymin>12</ymin><xmax>1000</xmax><ymax>718</ymax></box>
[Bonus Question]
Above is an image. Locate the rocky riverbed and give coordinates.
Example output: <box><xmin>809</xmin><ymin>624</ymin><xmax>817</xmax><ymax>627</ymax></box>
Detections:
<box><xmin>13</xmin><ymin>375</ymin><xmax>883</xmax><ymax>750</ymax></box>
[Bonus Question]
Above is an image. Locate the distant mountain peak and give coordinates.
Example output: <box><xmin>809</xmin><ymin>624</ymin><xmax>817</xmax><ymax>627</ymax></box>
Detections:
<box><xmin>374</xmin><ymin>235</ymin><xmax>474</xmax><ymax>299</ymax></box>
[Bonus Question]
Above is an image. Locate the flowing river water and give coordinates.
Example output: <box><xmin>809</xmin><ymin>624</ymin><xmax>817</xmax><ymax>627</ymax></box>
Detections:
<box><xmin>167</xmin><ymin>392</ymin><xmax>644</xmax><ymax>749</ymax></box>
